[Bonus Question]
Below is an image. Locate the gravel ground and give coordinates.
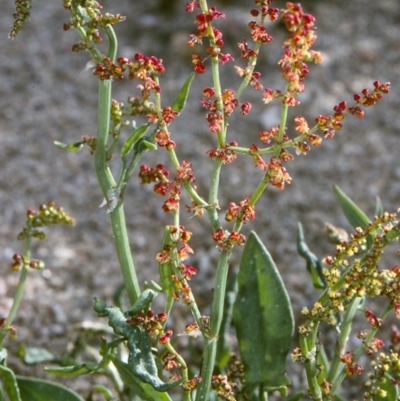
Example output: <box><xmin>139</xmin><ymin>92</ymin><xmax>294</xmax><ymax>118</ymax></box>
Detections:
<box><xmin>1</xmin><ymin>0</ymin><xmax>400</xmax><ymax>398</ymax></box>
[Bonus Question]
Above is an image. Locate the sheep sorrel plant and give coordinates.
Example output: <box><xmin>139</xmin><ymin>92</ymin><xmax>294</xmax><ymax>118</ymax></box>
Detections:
<box><xmin>3</xmin><ymin>0</ymin><xmax>400</xmax><ymax>400</ymax></box>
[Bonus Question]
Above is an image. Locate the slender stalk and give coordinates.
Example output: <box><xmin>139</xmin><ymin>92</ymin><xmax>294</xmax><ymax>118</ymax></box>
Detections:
<box><xmin>0</xmin><ymin>236</ymin><xmax>31</xmax><ymax>347</ymax></box>
<box><xmin>327</xmin><ymin>297</ymin><xmax>362</xmax><ymax>384</ymax></box>
<box><xmin>94</xmin><ymin>26</ymin><xmax>141</xmax><ymax>304</ymax></box>
<box><xmin>195</xmin><ymin>251</ymin><xmax>231</xmax><ymax>401</ymax></box>
<box><xmin>300</xmin><ymin>326</ymin><xmax>322</xmax><ymax>401</ymax></box>
<box><xmin>207</xmin><ymin>159</ymin><xmax>223</xmax><ymax>232</ymax></box>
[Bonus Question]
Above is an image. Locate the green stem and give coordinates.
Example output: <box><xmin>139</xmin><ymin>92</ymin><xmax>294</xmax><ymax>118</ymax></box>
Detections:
<box><xmin>0</xmin><ymin>236</ymin><xmax>31</xmax><ymax>347</ymax></box>
<box><xmin>327</xmin><ymin>297</ymin><xmax>362</xmax><ymax>384</ymax></box>
<box><xmin>195</xmin><ymin>250</ymin><xmax>231</xmax><ymax>401</ymax></box>
<box><xmin>94</xmin><ymin>26</ymin><xmax>140</xmax><ymax>304</ymax></box>
<box><xmin>207</xmin><ymin>159</ymin><xmax>223</xmax><ymax>232</ymax></box>
<box><xmin>299</xmin><ymin>325</ymin><xmax>322</xmax><ymax>401</ymax></box>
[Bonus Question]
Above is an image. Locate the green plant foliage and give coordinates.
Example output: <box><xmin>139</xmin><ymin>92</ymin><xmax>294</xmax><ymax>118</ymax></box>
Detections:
<box><xmin>0</xmin><ymin>363</ymin><xmax>21</xmax><ymax>401</ymax></box>
<box><xmin>16</xmin><ymin>376</ymin><xmax>84</xmax><ymax>401</ymax></box>
<box><xmin>121</xmin><ymin>123</ymin><xmax>151</xmax><ymax>157</ymax></box>
<box><xmin>233</xmin><ymin>231</ymin><xmax>294</xmax><ymax>395</ymax></box>
<box><xmin>333</xmin><ymin>185</ymin><xmax>370</xmax><ymax>230</ymax></box>
<box><xmin>53</xmin><ymin>141</ymin><xmax>84</xmax><ymax>152</ymax></box>
<box><xmin>171</xmin><ymin>73</ymin><xmax>195</xmax><ymax>114</ymax></box>
<box><xmin>112</xmin><ymin>358</ymin><xmax>173</xmax><ymax>401</ymax></box>
<box><xmin>296</xmin><ymin>222</ymin><xmax>325</xmax><ymax>289</ymax></box>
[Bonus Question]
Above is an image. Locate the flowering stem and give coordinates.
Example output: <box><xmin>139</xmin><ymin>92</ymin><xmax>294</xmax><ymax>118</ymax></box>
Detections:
<box><xmin>168</xmin><ymin>148</ymin><xmax>208</xmax><ymax>208</ymax></box>
<box><xmin>299</xmin><ymin>324</ymin><xmax>322</xmax><ymax>401</ymax></box>
<box><xmin>236</xmin><ymin>41</ymin><xmax>262</xmax><ymax>100</ymax></box>
<box><xmin>0</xmin><ymin>235</ymin><xmax>31</xmax><ymax>347</ymax></box>
<box><xmin>330</xmin><ymin>303</ymin><xmax>392</xmax><ymax>396</ymax></box>
<box><xmin>327</xmin><ymin>297</ymin><xmax>362</xmax><ymax>384</ymax></box>
<box><xmin>207</xmin><ymin>159</ymin><xmax>223</xmax><ymax>232</ymax></box>
<box><xmin>95</xmin><ymin>25</ymin><xmax>140</xmax><ymax>304</ymax></box>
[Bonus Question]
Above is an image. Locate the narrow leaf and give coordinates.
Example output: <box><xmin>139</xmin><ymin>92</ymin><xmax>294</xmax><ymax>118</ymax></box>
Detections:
<box><xmin>45</xmin><ymin>363</ymin><xmax>97</xmax><ymax>377</ymax></box>
<box><xmin>121</xmin><ymin>124</ymin><xmax>150</xmax><ymax>157</ymax></box>
<box><xmin>375</xmin><ymin>196</ymin><xmax>384</xmax><ymax>217</ymax></box>
<box><xmin>296</xmin><ymin>222</ymin><xmax>325</xmax><ymax>289</ymax></box>
<box><xmin>333</xmin><ymin>185</ymin><xmax>374</xmax><ymax>248</ymax></box>
<box><xmin>54</xmin><ymin>141</ymin><xmax>84</xmax><ymax>152</ymax></box>
<box><xmin>233</xmin><ymin>231</ymin><xmax>294</xmax><ymax>393</ymax></box>
<box><xmin>171</xmin><ymin>73</ymin><xmax>195</xmax><ymax>114</ymax></box>
<box><xmin>16</xmin><ymin>376</ymin><xmax>84</xmax><ymax>401</ymax></box>
<box><xmin>333</xmin><ymin>185</ymin><xmax>370</xmax><ymax>230</ymax></box>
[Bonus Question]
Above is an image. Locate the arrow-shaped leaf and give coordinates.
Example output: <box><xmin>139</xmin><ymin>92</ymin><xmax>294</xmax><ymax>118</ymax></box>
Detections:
<box><xmin>233</xmin><ymin>231</ymin><xmax>294</xmax><ymax>395</ymax></box>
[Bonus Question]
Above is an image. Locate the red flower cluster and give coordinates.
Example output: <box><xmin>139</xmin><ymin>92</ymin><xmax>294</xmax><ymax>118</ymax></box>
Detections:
<box><xmin>206</xmin><ymin>142</ymin><xmax>238</xmax><ymax>164</ymax></box>
<box><xmin>126</xmin><ymin>310</ymin><xmax>167</xmax><ymax>338</ymax></box>
<box><xmin>212</xmin><ymin>229</ymin><xmax>246</xmax><ymax>251</ymax></box>
<box><xmin>315</xmin><ymin>81</ymin><xmax>390</xmax><ymax>138</ymax></box>
<box><xmin>93</xmin><ymin>54</ymin><xmax>165</xmax><ymax>99</ymax></box>
<box><xmin>225</xmin><ymin>198</ymin><xmax>256</xmax><ymax>224</ymax></box>
<box><xmin>186</xmin><ymin>3</ymin><xmax>234</xmax><ymax>73</ymax></box>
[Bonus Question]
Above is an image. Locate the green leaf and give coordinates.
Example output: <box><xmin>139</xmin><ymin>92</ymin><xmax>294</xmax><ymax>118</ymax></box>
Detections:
<box><xmin>0</xmin><ymin>364</ymin><xmax>21</xmax><ymax>401</ymax></box>
<box><xmin>22</xmin><ymin>347</ymin><xmax>56</xmax><ymax>365</ymax></box>
<box><xmin>333</xmin><ymin>185</ymin><xmax>374</xmax><ymax>248</ymax></box>
<box><xmin>112</xmin><ymin>358</ymin><xmax>173</xmax><ymax>401</ymax></box>
<box><xmin>16</xmin><ymin>376</ymin><xmax>84</xmax><ymax>401</ymax></box>
<box><xmin>45</xmin><ymin>362</ymin><xmax>98</xmax><ymax>377</ymax></box>
<box><xmin>171</xmin><ymin>73</ymin><xmax>195</xmax><ymax>114</ymax></box>
<box><xmin>121</xmin><ymin>124</ymin><xmax>150</xmax><ymax>157</ymax></box>
<box><xmin>375</xmin><ymin>196</ymin><xmax>384</xmax><ymax>217</ymax></box>
<box><xmin>54</xmin><ymin>141</ymin><xmax>84</xmax><ymax>152</ymax></box>
<box><xmin>296</xmin><ymin>222</ymin><xmax>325</xmax><ymax>289</ymax></box>
<box><xmin>233</xmin><ymin>231</ymin><xmax>294</xmax><ymax>394</ymax></box>
<box><xmin>333</xmin><ymin>185</ymin><xmax>370</xmax><ymax>230</ymax></box>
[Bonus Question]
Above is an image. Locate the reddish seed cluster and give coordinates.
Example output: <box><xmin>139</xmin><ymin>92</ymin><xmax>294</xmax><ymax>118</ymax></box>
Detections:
<box><xmin>176</xmin><ymin>160</ymin><xmax>196</xmax><ymax>183</ymax></box>
<box><xmin>159</xmin><ymin>329</ymin><xmax>173</xmax><ymax>344</ymax></box>
<box><xmin>225</xmin><ymin>198</ymin><xmax>256</xmax><ymax>223</ymax></box>
<box><xmin>266</xmin><ymin>157</ymin><xmax>292</xmax><ymax>189</ymax></box>
<box><xmin>126</xmin><ymin>310</ymin><xmax>167</xmax><ymax>338</ymax></box>
<box><xmin>275</xmin><ymin>3</ymin><xmax>322</xmax><ymax>104</ymax></box>
<box><xmin>162</xmin><ymin>352</ymin><xmax>179</xmax><ymax>370</ymax></box>
<box><xmin>340</xmin><ymin>352</ymin><xmax>364</xmax><ymax>376</ymax></box>
<box><xmin>10</xmin><ymin>254</ymin><xmax>44</xmax><ymax>271</ymax></box>
<box><xmin>93</xmin><ymin>54</ymin><xmax>165</xmax><ymax>98</ymax></box>
<box><xmin>186</xmin><ymin>3</ymin><xmax>234</xmax><ymax>73</ymax></box>
<box><xmin>211</xmin><ymin>374</ymin><xmax>237</xmax><ymax>401</ymax></box>
<box><xmin>206</xmin><ymin>142</ymin><xmax>238</xmax><ymax>164</ymax></box>
<box><xmin>155</xmin><ymin>128</ymin><xmax>176</xmax><ymax>150</ymax></box>
<box><xmin>212</xmin><ymin>229</ymin><xmax>246</xmax><ymax>251</ymax></box>
<box><xmin>138</xmin><ymin>164</ymin><xmax>169</xmax><ymax>185</ymax></box>
<box><xmin>201</xmin><ymin>88</ymin><xmax>242</xmax><ymax>132</ymax></box>
<box><xmin>365</xmin><ymin>309</ymin><xmax>383</xmax><ymax>328</ymax></box>
<box><xmin>139</xmin><ymin>163</ymin><xmax>197</xmax><ymax>213</ymax></box>
<box><xmin>250</xmin><ymin>0</ymin><xmax>278</xmax><ymax>21</ymax></box>
<box><xmin>315</xmin><ymin>81</ymin><xmax>390</xmax><ymax>138</ymax></box>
